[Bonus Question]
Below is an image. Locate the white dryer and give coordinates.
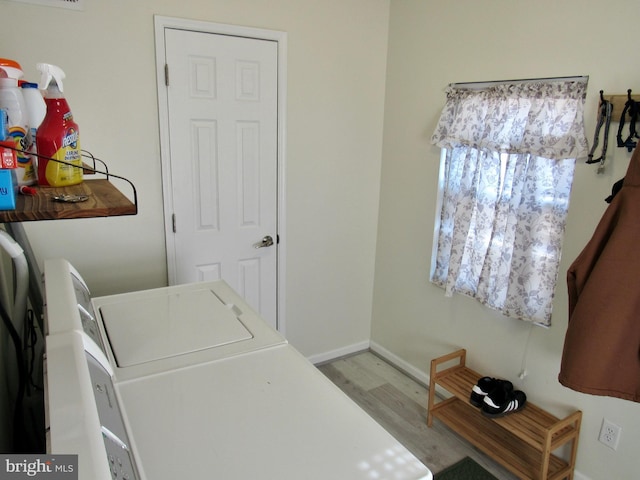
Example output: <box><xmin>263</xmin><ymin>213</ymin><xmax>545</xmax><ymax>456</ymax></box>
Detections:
<box><xmin>43</xmin><ymin>258</ymin><xmax>433</xmax><ymax>480</ymax></box>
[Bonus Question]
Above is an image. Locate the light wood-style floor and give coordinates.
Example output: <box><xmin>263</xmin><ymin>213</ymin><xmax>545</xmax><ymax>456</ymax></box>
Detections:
<box><xmin>317</xmin><ymin>351</ymin><xmax>518</xmax><ymax>479</ymax></box>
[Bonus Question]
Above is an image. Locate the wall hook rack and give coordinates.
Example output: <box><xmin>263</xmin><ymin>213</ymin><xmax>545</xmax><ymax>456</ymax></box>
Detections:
<box><xmin>599</xmin><ymin>89</ymin><xmax>639</xmax><ymax>119</ymax></box>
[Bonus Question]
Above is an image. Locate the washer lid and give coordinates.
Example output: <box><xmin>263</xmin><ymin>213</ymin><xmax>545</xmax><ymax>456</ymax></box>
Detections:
<box><xmin>99</xmin><ymin>287</ymin><xmax>253</xmax><ymax>367</ymax></box>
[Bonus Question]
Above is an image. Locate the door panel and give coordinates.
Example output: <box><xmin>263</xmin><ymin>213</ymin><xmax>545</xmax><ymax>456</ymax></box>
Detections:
<box><xmin>163</xmin><ymin>28</ymin><xmax>278</xmax><ymax>328</ymax></box>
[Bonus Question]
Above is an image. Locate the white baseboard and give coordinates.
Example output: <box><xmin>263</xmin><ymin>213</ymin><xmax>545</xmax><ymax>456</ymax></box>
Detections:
<box><xmin>369</xmin><ymin>341</ymin><xmax>430</xmax><ymax>386</ymax></box>
<box><xmin>369</xmin><ymin>342</ymin><xmax>456</xmax><ymax>405</ymax></box>
<box><xmin>307</xmin><ymin>340</ymin><xmax>370</xmax><ymax>365</ymax></box>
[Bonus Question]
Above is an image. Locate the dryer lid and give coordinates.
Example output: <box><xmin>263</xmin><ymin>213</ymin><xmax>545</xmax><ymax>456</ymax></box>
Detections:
<box><xmin>98</xmin><ymin>287</ymin><xmax>253</xmax><ymax>367</ymax></box>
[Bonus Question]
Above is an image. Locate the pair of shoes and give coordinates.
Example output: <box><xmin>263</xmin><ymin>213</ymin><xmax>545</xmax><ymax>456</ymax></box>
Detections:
<box><xmin>469</xmin><ymin>376</ymin><xmax>527</xmax><ymax>418</ymax></box>
<box><xmin>469</xmin><ymin>376</ymin><xmax>513</xmax><ymax>407</ymax></box>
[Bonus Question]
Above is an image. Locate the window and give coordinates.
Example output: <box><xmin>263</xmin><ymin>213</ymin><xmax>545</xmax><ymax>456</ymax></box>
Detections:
<box><xmin>430</xmin><ymin>79</ymin><xmax>588</xmax><ymax>326</ymax></box>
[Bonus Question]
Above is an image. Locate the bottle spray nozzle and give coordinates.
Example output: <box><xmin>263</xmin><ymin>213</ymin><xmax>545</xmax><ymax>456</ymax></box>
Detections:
<box><xmin>0</xmin><ymin>58</ymin><xmax>24</xmax><ymax>82</ymax></box>
<box><xmin>36</xmin><ymin>63</ymin><xmax>66</xmax><ymax>93</ymax></box>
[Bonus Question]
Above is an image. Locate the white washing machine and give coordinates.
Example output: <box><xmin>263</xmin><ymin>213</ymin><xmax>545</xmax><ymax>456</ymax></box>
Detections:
<box><xmin>43</xmin><ymin>258</ymin><xmax>433</xmax><ymax>480</ymax></box>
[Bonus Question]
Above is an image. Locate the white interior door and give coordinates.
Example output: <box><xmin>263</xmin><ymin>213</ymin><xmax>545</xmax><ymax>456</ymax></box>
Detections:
<box><xmin>159</xmin><ymin>26</ymin><xmax>280</xmax><ymax>329</ymax></box>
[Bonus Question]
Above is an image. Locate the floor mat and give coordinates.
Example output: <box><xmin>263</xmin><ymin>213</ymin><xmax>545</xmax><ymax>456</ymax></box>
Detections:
<box><xmin>435</xmin><ymin>457</ymin><xmax>498</xmax><ymax>480</ymax></box>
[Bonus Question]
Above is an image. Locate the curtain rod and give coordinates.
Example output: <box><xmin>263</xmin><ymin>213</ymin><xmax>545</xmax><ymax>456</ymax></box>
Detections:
<box><xmin>450</xmin><ymin>75</ymin><xmax>589</xmax><ymax>89</ymax></box>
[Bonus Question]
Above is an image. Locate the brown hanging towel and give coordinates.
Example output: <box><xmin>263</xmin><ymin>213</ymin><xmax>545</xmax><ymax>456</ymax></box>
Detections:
<box><xmin>559</xmin><ymin>145</ymin><xmax>640</xmax><ymax>403</ymax></box>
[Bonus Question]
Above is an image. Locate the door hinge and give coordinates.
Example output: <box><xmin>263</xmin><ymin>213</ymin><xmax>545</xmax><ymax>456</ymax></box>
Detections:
<box><xmin>172</xmin><ymin>213</ymin><xmax>176</xmax><ymax>233</ymax></box>
<box><xmin>164</xmin><ymin>64</ymin><xmax>170</xmax><ymax>87</ymax></box>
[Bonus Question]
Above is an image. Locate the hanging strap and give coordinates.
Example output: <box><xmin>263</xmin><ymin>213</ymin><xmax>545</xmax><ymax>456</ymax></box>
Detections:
<box><xmin>616</xmin><ymin>91</ymin><xmax>638</xmax><ymax>152</ymax></box>
<box><xmin>587</xmin><ymin>96</ymin><xmax>612</xmax><ymax>167</ymax></box>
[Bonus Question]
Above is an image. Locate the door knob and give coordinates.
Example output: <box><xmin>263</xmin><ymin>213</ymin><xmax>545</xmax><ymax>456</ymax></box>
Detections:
<box><xmin>254</xmin><ymin>235</ymin><xmax>274</xmax><ymax>249</ymax></box>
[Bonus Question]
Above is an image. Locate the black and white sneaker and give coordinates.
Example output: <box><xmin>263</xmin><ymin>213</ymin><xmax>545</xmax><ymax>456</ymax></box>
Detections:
<box><xmin>469</xmin><ymin>377</ymin><xmax>513</xmax><ymax>408</ymax></box>
<box><xmin>481</xmin><ymin>388</ymin><xmax>526</xmax><ymax>418</ymax></box>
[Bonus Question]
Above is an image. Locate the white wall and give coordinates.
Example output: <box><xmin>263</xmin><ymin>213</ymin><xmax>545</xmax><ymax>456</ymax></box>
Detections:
<box><xmin>4</xmin><ymin>1</ymin><xmax>636</xmax><ymax>477</ymax></box>
<box><xmin>372</xmin><ymin>1</ymin><xmax>640</xmax><ymax>479</ymax></box>
<box><xmin>0</xmin><ymin>0</ymin><xmax>390</xmax><ymax>358</ymax></box>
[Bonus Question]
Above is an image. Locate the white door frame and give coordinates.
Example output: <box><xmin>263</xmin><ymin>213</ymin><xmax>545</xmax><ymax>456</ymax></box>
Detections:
<box><xmin>154</xmin><ymin>15</ymin><xmax>287</xmax><ymax>335</ymax></box>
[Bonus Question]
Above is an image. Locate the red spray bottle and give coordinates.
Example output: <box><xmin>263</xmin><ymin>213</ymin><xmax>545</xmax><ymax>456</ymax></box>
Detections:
<box><xmin>36</xmin><ymin>63</ymin><xmax>82</xmax><ymax>187</ymax></box>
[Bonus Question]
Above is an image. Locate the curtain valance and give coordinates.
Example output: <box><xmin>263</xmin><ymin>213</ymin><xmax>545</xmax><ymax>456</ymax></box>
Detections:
<box><xmin>431</xmin><ymin>80</ymin><xmax>589</xmax><ymax>160</ymax></box>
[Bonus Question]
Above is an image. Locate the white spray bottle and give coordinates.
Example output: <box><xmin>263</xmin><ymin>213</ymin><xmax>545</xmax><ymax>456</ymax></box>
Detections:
<box><xmin>36</xmin><ymin>63</ymin><xmax>82</xmax><ymax>187</ymax></box>
<box><xmin>0</xmin><ymin>58</ymin><xmax>36</xmax><ymax>185</ymax></box>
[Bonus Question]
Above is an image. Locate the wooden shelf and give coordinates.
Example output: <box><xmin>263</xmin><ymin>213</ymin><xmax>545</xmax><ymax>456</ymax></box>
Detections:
<box><xmin>0</xmin><ymin>179</ymin><xmax>137</xmax><ymax>222</ymax></box>
<box><xmin>427</xmin><ymin>349</ymin><xmax>581</xmax><ymax>480</ymax></box>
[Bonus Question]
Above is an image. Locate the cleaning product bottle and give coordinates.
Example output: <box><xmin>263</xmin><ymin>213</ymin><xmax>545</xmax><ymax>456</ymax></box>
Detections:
<box><xmin>21</xmin><ymin>81</ymin><xmax>46</xmax><ymax>182</ymax></box>
<box><xmin>0</xmin><ymin>58</ymin><xmax>36</xmax><ymax>186</ymax></box>
<box><xmin>36</xmin><ymin>63</ymin><xmax>82</xmax><ymax>187</ymax></box>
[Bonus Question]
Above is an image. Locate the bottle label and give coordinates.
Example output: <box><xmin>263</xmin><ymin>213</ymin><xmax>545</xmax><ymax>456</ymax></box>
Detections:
<box><xmin>62</xmin><ymin>127</ymin><xmax>80</xmax><ymax>159</ymax></box>
<box><xmin>7</xmin><ymin>126</ymin><xmax>37</xmax><ymax>185</ymax></box>
<box><xmin>38</xmin><ymin>126</ymin><xmax>82</xmax><ymax>187</ymax></box>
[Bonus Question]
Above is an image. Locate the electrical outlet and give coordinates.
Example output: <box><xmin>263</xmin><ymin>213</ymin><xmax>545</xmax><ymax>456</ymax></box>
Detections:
<box><xmin>598</xmin><ymin>418</ymin><xmax>622</xmax><ymax>450</ymax></box>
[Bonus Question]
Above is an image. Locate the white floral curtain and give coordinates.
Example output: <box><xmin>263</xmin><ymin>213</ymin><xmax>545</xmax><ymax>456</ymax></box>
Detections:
<box><xmin>430</xmin><ymin>79</ymin><xmax>588</xmax><ymax>325</ymax></box>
